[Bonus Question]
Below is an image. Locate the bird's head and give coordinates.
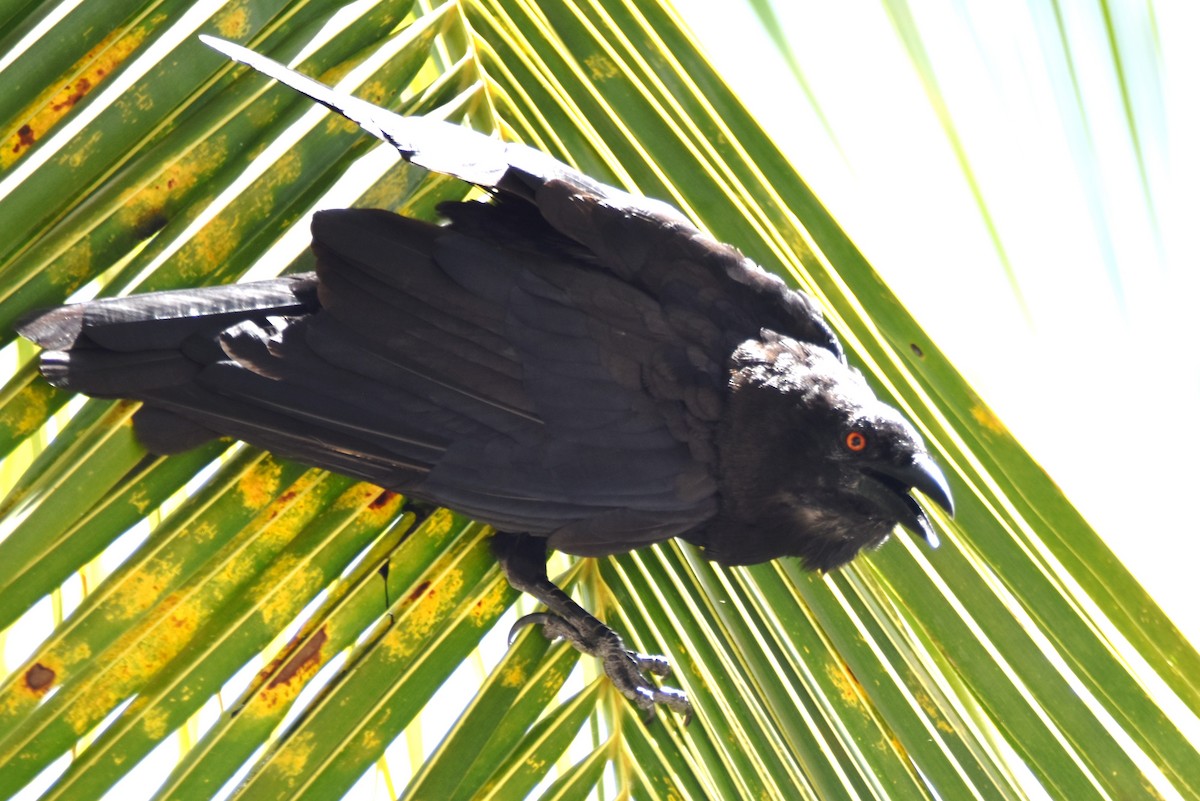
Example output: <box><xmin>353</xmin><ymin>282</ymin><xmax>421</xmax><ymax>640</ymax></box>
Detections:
<box><xmin>711</xmin><ymin>332</ymin><xmax>953</xmax><ymax>571</ymax></box>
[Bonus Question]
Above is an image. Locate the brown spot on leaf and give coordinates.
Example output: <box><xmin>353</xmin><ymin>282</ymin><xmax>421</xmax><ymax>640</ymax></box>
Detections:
<box><xmin>369</xmin><ymin>490</ymin><xmax>397</xmax><ymax>509</ymax></box>
<box><xmin>14</xmin><ymin>125</ymin><xmax>34</xmax><ymax>151</ymax></box>
<box><xmin>25</xmin><ymin>663</ymin><xmax>56</xmax><ymax>692</ymax></box>
<box><xmin>408</xmin><ymin>580</ymin><xmax>431</xmax><ymax>602</ymax></box>
<box><xmin>910</xmin><ymin>343</ymin><xmax>924</xmax><ymax>358</ymax></box>
<box><xmin>267</xmin><ymin>488</ymin><xmax>298</xmax><ymax>520</ymax></box>
<box><xmin>268</xmin><ymin>628</ymin><xmax>328</xmax><ymax>690</ymax></box>
<box><xmin>51</xmin><ymin>77</ymin><xmax>92</xmax><ymax>111</ymax></box>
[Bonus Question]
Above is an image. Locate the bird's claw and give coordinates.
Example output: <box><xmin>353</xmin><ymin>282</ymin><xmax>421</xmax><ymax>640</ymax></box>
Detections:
<box><xmin>509</xmin><ymin>612</ymin><xmax>570</xmax><ymax>645</ymax></box>
<box><xmin>510</xmin><ymin>611</ymin><xmax>692</xmax><ymax>721</ymax></box>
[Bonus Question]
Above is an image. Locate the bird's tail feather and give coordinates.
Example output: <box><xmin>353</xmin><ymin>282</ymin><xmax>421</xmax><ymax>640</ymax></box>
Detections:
<box><xmin>16</xmin><ymin>276</ymin><xmax>320</xmax><ymax>452</ymax></box>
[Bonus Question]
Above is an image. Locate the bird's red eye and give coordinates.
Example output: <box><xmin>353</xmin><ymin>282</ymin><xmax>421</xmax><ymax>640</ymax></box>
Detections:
<box><xmin>845</xmin><ymin>431</ymin><xmax>868</xmax><ymax>452</ymax></box>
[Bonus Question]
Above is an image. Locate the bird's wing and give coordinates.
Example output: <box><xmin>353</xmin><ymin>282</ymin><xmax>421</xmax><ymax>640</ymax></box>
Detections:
<box><xmin>15</xmin><ymin>275</ymin><xmax>430</xmax><ymax>470</ymax></box>
<box><xmin>19</xmin><ymin>209</ymin><xmax>720</xmax><ymax>552</ymax></box>
<box><xmin>306</xmin><ymin>208</ymin><xmax>721</xmax><ymax>551</ymax></box>
<box><xmin>201</xmin><ymin>36</ymin><xmax>843</xmax><ymax>360</ymax></box>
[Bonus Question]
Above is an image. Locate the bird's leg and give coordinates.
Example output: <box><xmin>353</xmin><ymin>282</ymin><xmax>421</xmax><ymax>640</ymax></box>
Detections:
<box><xmin>492</xmin><ymin>532</ymin><xmax>692</xmax><ymax>720</ymax></box>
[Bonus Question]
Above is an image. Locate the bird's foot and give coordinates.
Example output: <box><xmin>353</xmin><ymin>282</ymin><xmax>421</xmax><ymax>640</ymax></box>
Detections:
<box><xmin>510</xmin><ymin>612</ymin><xmax>692</xmax><ymax>721</ymax></box>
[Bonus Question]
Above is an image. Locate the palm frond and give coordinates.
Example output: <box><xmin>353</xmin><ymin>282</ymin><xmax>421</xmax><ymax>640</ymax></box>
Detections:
<box><xmin>0</xmin><ymin>1</ymin><xmax>1195</xmax><ymax>799</ymax></box>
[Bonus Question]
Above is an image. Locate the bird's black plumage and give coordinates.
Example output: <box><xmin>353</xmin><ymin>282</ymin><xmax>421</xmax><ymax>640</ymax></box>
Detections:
<box><xmin>15</xmin><ymin>37</ymin><xmax>953</xmax><ymax>716</ymax></box>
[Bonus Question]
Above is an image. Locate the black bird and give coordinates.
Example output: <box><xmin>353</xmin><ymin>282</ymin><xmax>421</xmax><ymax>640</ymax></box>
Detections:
<box><xmin>15</xmin><ymin>37</ymin><xmax>953</xmax><ymax>718</ymax></box>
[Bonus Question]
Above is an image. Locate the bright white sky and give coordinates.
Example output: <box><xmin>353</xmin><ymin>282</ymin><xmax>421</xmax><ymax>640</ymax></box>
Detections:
<box><xmin>674</xmin><ymin>0</ymin><xmax>1200</xmax><ymax>647</ymax></box>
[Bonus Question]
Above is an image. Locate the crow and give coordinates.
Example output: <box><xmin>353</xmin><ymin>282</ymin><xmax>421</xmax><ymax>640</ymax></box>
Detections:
<box><xmin>15</xmin><ymin>37</ymin><xmax>953</xmax><ymax>718</ymax></box>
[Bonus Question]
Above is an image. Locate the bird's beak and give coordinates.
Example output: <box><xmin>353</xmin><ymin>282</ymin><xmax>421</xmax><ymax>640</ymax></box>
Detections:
<box><xmin>902</xmin><ymin>454</ymin><xmax>954</xmax><ymax>517</ymax></box>
<box><xmin>865</xmin><ymin>454</ymin><xmax>954</xmax><ymax>548</ymax></box>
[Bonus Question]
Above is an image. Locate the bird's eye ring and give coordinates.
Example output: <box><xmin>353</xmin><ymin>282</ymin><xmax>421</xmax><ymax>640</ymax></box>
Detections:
<box><xmin>845</xmin><ymin>431</ymin><xmax>868</xmax><ymax>452</ymax></box>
